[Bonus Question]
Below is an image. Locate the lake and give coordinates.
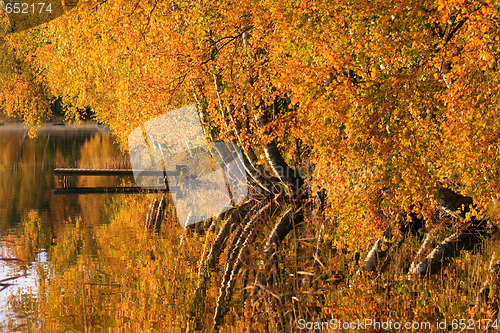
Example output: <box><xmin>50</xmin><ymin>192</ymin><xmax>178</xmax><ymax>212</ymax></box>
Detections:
<box><xmin>0</xmin><ymin>124</ymin><xmax>260</xmax><ymax>332</ymax></box>
<box><xmin>0</xmin><ymin>124</ymin><xmax>138</xmax><ymax>331</ymax></box>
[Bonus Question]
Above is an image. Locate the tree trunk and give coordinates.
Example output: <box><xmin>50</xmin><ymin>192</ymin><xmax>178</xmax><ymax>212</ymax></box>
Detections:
<box><xmin>407</xmin><ymin>232</ymin><xmax>435</xmax><ymax>277</ymax></box>
<box><xmin>255</xmin><ymin>113</ymin><xmax>305</xmax><ymax>196</ymax></box>
<box><xmin>364</xmin><ymin>210</ymin><xmax>424</xmax><ymax>272</ymax></box>
<box><xmin>408</xmin><ymin>218</ymin><xmax>488</xmax><ymax>278</ymax></box>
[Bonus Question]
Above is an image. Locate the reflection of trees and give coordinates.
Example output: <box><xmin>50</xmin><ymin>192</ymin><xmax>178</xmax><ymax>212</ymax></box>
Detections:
<box><xmin>5</xmin><ymin>211</ymin><xmax>50</xmax><ymax>264</ymax></box>
<box><xmin>0</xmin><ymin>133</ymin><xmax>21</xmax><ymax>228</ymax></box>
<box><xmin>0</xmin><ymin>126</ymin><xmax>128</xmax><ymax>230</ymax></box>
<box><xmin>77</xmin><ymin>132</ymin><xmax>130</xmax><ymax>228</ymax></box>
<box><xmin>6</xmin><ymin>196</ymin><xmax>196</xmax><ymax>332</ymax></box>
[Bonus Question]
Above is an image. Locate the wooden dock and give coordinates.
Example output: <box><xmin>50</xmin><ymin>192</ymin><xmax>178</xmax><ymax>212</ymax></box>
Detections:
<box><xmin>53</xmin><ymin>166</ymin><xmax>185</xmax><ymax>195</ymax></box>
<box><xmin>54</xmin><ymin>186</ymin><xmax>179</xmax><ymax>195</ymax></box>
<box><xmin>53</xmin><ymin>166</ymin><xmax>184</xmax><ymax>177</ymax></box>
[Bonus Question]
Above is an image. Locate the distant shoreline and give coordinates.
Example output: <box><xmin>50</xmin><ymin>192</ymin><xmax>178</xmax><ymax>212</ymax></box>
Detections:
<box><xmin>0</xmin><ymin>121</ymin><xmax>109</xmax><ymax>135</ymax></box>
<box><xmin>0</xmin><ymin>113</ymin><xmax>68</xmax><ymax>125</ymax></box>
<box><xmin>0</xmin><ymin>115</ymin><xmax>23</xmax><ymax>124</ymax></box>
<box><xmin>0</xmin><ymin>114</ymin><xmax>103</xmax><ymax>127</ymax></box>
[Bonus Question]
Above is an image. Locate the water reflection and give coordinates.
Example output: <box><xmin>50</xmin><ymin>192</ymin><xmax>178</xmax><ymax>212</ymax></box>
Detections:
<box><xmin>0</xmin><ymin>124</ymin><xmax>131</xmax><ymax>328</ymax></box>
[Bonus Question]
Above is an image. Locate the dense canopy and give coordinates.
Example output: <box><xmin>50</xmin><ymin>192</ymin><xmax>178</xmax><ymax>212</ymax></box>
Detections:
<box><xmin>1</xmin><ymin>0</ymin><xmax>499</xmax><ymax>245</ymax></box>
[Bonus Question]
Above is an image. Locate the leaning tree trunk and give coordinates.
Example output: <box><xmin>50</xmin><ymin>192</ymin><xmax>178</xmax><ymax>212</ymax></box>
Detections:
<box><xmin>407</xmin><ymin>232</ymin><xmax>435</xmax><ymax>277</ymax></box>
<box><xmin>365</xmin><ymin>188</ymin><xmax>494</xmax><ymax>278</ymax></box>
<box><xmin>407</xmin><ymin>189</ymin><xmax>490</xmax><ymax>278</ymax></box>
<box><xmin>254</xmin><ymin>113</ymin><xmax>305</xmax><ymax>196</ymax></box>
<box><xmin>187</xmin><ymin>96</ymin><xmax>310</xmax><ymax>332</ymax></box>
<box><xmin>407</xmin><ymin>221</ymin><xmax>486</xmax><ymax>278</ymax></box>
<box><xmin>363</xmin><ymin>209</ymin><xmax>424</xmax><ymax>272</ymax></box>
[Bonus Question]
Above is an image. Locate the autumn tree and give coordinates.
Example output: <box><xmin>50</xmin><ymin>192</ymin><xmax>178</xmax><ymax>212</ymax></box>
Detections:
<box><xmin>0</xmin><ymin>34</ymin><xmax>50</xmax><ymax>126</ymax></box>
<box><xmin>2</xmin><ymin>0</ymin><xmax>500</xmax><ymax>329</ymax></box>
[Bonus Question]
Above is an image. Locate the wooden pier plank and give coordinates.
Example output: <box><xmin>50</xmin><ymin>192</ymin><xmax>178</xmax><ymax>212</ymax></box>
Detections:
<box><xmin>54</xmin><ymin>186</ymin><xmax>180</xmax><ymax>195</ymax></box>
<box><xmin>53</xmin><ymin>168</ymin><xmax>183</xmax><ymax>177</ymax></box>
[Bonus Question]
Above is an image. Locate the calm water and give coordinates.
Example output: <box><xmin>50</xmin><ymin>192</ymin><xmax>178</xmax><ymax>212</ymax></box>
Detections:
<box><xmin>0</xmin><ymin>124</ymin><xmax>131</xmax><ymax>328</ymax></box>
